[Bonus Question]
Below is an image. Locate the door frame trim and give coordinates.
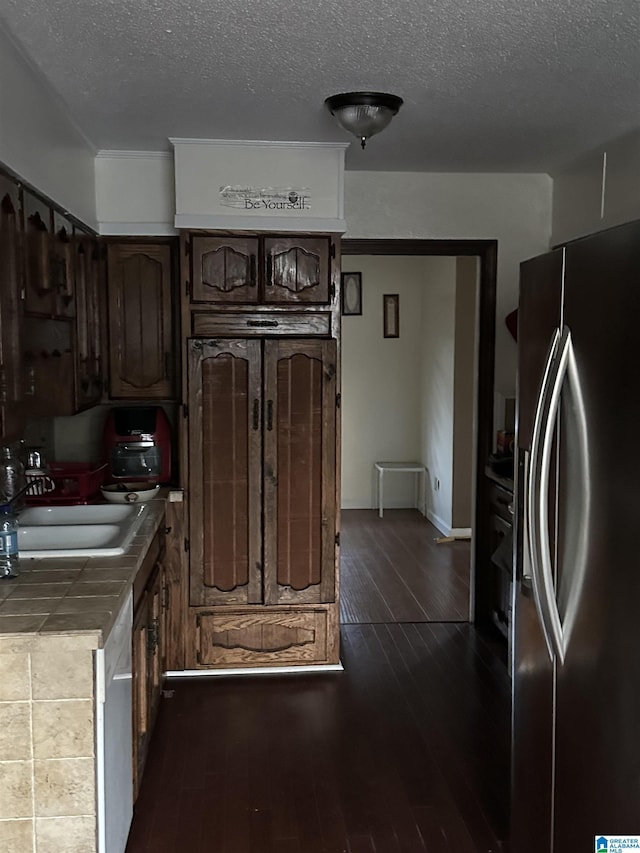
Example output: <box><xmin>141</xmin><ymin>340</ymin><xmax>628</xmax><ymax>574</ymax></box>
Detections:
<box><xmin>341</xmin><ymin>238</ymin><xmax>498</xmax><ymax>625</ymax></box>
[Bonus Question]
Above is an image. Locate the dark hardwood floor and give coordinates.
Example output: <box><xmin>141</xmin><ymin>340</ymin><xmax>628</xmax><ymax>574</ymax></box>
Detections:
<box><xmin>126</xmin><ymin>510</ymin><xmax>511</xmax><ymax>853</ymax></box>
<box><xmin>340</xmin><ymin>510</ymin><xmax>471</xmax><ymax>624</ymax></box>
<box><xmin>126</xmin><ymin>624</ymin><xmax>510</xmax><ymax>853</ymax></box>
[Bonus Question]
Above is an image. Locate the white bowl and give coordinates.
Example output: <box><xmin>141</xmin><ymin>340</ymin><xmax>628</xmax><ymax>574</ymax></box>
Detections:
<box><xmin>100</xmin><ymin>483</ymin><xmax>160</xmax><ymax>504</ymax></box>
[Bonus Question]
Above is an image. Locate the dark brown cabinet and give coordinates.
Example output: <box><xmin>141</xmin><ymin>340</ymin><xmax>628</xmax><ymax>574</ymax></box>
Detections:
<box><xmin>51</xmin><ymin>211</ymin><xmax>75</xmax><ymax>320</ymax></box>
<box><xmin>107</xmin><ymin>242</ymin><xmax>175</xmax><ymax>399</ymax></box>
<box><xmin>0</xmin><ymin>178</ymin><xmax>24</xmax><ymax>441</ymax></box>
<box><xmin>263</xmin><ymin>236</ymin><xmax>331</xmax><ymax>304</ymax></box>
<box><xmin>22</xmin><ymin>190</ymin><xmax>54</xmax><ymax>317</ymax></box>
<box><xmin>73</xmin><ymin>230</ymin><xmax>104</xmax><ymax>410</ymax></box>
<box><xmin>187</xmin><ymin>234</ymin><xmax>333</xmax><ymax>306</ymax></box>
<box><xmin>187</xmin><ymin>336</ymin><xmax>338</xmax><ymax>666</ymax></box>
<box><xmin>132</xmin><ymin>527</ymin><xmax>167</xmax><ymax>800</ymax></box>
<box><xmin>190</xmin><ymin>235</ymin><xmax>259</xmax><ymax>304</ymax></box>
<box><xmin>180</xmin><ymin>228</ymin><xmax>341</xmax><ymax>671</ymax></box>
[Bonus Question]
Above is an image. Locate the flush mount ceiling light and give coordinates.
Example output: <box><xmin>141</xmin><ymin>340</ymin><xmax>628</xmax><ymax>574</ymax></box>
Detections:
<box><xmin>325</xmin><ymin>91</ymin><xmax>403</xmax><ymax>149</ymax></box>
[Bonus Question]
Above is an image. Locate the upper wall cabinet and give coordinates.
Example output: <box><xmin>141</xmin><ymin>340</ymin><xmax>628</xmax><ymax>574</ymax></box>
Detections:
<box><xmin>190</xmin><ymin>235</ymin><xmax>259</xmax><ymax>304</ymax></box>
<box><xmin>51</xmin><ymin>211</ymin><xmax>76</xmax><ymax>320</ymax></box>
<box><xmin>107</xmin><ymin>242</ymin><xmax>176</xmax><ymax>400</ymax></box>
<box><xmin>73</xmin><ymin>228</ymin><xmax>104</xmax><ymax>410</ymax></box>
<box><xmin>22</xmin><ymin>192</ymin><xmax>77</xmax><ymax>320</ymax></box>
<box><xmin>263</xmin><ymin>236</ymin><xmax>331</xmax><ymax>305</ymax></box>
<box><xmin>0</xmin><ymin>177</ymin><xmax>24</xmax><ymax>441</ymax></box>
<box><xmin>187</xmin><ymin>234</ymin><xmax>334</xmax><ymax>306</ymax></box>
<box><xmin>23</xmin><ymin>190</ymin><xmax>54</xmax><ymax>316</ymax></box>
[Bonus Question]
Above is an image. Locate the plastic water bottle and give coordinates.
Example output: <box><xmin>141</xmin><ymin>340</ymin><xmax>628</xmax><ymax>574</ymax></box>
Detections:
<box><xmin>0</xmin><ymin>505</ymin><xmax>19</xmax><ymax>578</ymax></box>
<box><xmin>0</xmin><ymin>445</ymin><xmax>26</xmax><ymax>508</ymax></box>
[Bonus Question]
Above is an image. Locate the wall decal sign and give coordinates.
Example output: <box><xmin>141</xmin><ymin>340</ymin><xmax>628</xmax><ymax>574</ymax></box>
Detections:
<box><xmin>220</xmin><ymin>185</ymin><xmax>311</xmax><ymax>211</ymax></box>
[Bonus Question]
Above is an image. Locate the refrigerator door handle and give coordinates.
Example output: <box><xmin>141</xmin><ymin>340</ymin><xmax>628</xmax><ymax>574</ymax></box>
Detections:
<box><xmin>520</xmin><ymin>450</ymin><xmax>537</xmax><ymax>602</ymax></box>
<box><xmin>527</xmin><ymin>327</ymin><xmax>571</xmax><ymax>663</ymax></box>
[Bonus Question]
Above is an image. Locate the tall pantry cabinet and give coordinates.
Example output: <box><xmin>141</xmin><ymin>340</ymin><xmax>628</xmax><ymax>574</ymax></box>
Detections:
<box><xmin>180</xmin><ymin>232</ymin><xmax>341</xmax><ymax>669</ymax></box>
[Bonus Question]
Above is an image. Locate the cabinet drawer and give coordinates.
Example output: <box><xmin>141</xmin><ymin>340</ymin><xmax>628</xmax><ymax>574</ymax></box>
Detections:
<box><xmin>195</xmin><ymin>608</ymin><xmax>330</xmax><ymax>666</ymax></box>
<box><xmin>191</xmin><ymin>312</ymin><xmax>331</xmax><ymax>337</ymax></box>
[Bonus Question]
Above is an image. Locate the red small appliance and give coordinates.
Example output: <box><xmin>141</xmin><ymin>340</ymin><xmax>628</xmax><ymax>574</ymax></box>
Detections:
<box><xmin>103</xmin><ymin>406</ymin><xmax>172</xmax><ymax>484</ymax></box>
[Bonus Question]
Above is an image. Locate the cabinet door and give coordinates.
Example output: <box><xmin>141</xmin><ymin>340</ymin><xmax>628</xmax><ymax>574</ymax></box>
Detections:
<box><xmin>146</xmin><ymin>564</ymin><xmax>164</xmax><ymax>735</ymax></box>
<box><xmin>132</xmin><ymin>590</ymin><xmax>149</xmax><ymax>800</ymax></box>
<box><xmin>51</xmin><ymin>211</ymin><xmax>75</xmax><ymax>319</ymax></box>
<box><xmin>190</xmin><ymin>236</ymin><xmax>259</xmax><ymax>304</ymax></box>
<box><xmin>73</xmin><ymin>234</ymin><xmax>103</xmax><ymax>409</ymax></box>
<box><xmin>188</xmin><ymin>338</ymin><xmax>262</xmax><ymax>606</ymax></box>
<box><xmin>263</xmin><ymin>236</ymin><xmax>331</xmax><ymax>304</ymax></box>
<box><xmin>0</xmin><ymin>181</ymin><xmax>24</xmax><ymax>441</ymax></box>
<box><xmin>263</xmin><ymin>339</ymin><xmax>337</xmax><ymax>605</ymax></box>
<box><xmin>23</xmin><ymin>191</ymin><xmax>54</xmax><ymax>316</ymax></box>
<box><xmin>107</xmin><ymin>243</ymin><xmax>174</xmax><ymax>399</ymax></box>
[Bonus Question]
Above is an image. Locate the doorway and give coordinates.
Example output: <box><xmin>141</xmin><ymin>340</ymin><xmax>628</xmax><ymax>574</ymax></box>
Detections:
<box><xmin>339</xmin><ymin>239</ymin><xmax>498</xmax><ymax>627</ymax></box>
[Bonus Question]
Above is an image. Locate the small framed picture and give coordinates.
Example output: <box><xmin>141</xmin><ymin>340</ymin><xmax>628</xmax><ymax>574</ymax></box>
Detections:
<box><xmin>383</xmin><ymin>294</ymin><xmax>399</xmax><ymax>338</ymax></box>
<box><xmin>341</xmin><ymin>272</ymin><xmax>362</xmax><ymax>316</ymax></box>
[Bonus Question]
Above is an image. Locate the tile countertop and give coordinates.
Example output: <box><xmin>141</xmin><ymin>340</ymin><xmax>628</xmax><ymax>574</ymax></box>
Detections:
<box><xmin>0</xmin><ymin>496</ymin><xmax>167</xmax><ymax>650</ymax></box>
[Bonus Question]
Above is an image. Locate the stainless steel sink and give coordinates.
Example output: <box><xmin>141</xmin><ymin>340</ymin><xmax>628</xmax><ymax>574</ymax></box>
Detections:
<box><xmin>17</xmin><ymin>503</ymin><xmax>149</xmax><ymax>558</ymax></box>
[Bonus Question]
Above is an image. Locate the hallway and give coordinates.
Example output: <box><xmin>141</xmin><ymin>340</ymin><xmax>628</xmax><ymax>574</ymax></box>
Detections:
<box><xmin>339</xmin><ymin>509</ymin><xmax>471</xmax><ymax>623</ymax></box>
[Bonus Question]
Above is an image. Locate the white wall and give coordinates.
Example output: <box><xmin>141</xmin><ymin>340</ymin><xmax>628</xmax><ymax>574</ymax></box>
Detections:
<box><xmin>341</xmin><ymin>256</ymin><xmax>426</xmax><ymax>509</ymax></box>
<box><xmin>419</xmin><ymin>257</ymin><xmax>457</xmax><ymax>532</ymax></box>
<box><xmin>95</xmin><ymin>152</ymin><xmax>177</xmax><ymax>235</ymax></box>
<box><xmin>0</xmin><ymin>26</ymin><xmax>97</xmax><ymax>228</ymax></box>
<box><xmin>344</xmin><ymin>171</ymin><xmax>553</xmax><ymax>397</ymax></box>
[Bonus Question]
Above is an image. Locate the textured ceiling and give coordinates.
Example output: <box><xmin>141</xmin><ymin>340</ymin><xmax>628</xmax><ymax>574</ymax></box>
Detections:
<box><xmin>0</xmin><ymin>0</ymin><xmax>638</xmax><ymax>172</ymax></box>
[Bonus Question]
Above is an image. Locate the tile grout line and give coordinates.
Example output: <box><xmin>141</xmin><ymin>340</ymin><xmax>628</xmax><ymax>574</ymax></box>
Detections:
<box><xmin>28</xmin><ymin>652</ymin><xmax>36</xmax><ymax>853</ymax></box>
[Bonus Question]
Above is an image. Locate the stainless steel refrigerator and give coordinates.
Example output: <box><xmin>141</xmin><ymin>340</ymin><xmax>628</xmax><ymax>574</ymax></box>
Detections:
<box><xmin>511</xmin><ymin>219</ymin><xmax>640</xmax><ymax>852</ymax></box>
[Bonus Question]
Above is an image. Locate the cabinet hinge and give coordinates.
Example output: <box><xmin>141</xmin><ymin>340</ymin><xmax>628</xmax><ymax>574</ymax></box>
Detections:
<box><xmin>330</xmin><ymin>240</ymin><xmax>336</xmax><ymax>259</ymax></box>
<box><xmin>330</xmin><ymin>281</ymin><xmax>335</xmax><ymax>299</ymax></box>
<box><xmin>162</xmin><ymin>584</ymin><xmax>170</xmax><ymax>610</ymax></box>
<box><xmin>335</xmin><ymin>532</ymin><xmax>340</xmax><ymax>547</ymax></box>
<box><xmin>184</xmin><ymin>537</ymin><xmax>190</xmax><ymax>553</ymax></box>
<box><xmin>182</xmin><ymin>403</ymin><xmax>189</xmax><ymax>418</ymax></box>
<box><xmin>185</xmin><ymin>278</ymin><xmax>191</xmax><ymax>297</ymax></box>
<box><xmin>185</xmin><ymin>239</ymin><xmax>191</xmax><ymax>257</ymax></box>
<box><xmin>336</xmin><ymin>392</ymin><xmax>341</xmax><ymax>409</ymax></box>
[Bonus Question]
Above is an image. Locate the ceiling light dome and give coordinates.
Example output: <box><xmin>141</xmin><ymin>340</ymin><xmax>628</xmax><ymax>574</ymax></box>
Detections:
<box><xmin>325</xmin><ymin>91</ymin><xmax>403</xmax><ymax>149</ymax></box>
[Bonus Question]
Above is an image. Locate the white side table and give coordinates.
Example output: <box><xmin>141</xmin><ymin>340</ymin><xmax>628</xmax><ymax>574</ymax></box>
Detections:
<box><xmin>374</xmin><ymin>462</ymin><xmax>427</xmax><ymax>518</ymax></box>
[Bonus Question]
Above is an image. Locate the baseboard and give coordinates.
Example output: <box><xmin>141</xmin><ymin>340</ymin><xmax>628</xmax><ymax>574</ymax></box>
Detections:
<box><xmin>427</xmin><ymin>509</ymin><xmax>450</xmax><ymax>535</ymax></box>
<box><xmin>341</xmin><ymin>500</ymin><xmax>423</xmax><ymax>511</ymax></box>
<box><xmin>165</xmin><ymin>663</ymin><xmax>344</xmax><ymax>678</ymax></box>
<box><xmin>451</xmin><ymin>527</ymin><xmax>472</xmax><ymax>539</ymax></box>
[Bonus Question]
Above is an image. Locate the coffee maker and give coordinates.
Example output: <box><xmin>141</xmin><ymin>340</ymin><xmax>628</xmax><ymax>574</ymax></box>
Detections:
<box><xmin>103</xmin><ymin>406</ymin><xmax>172</xmax><ymax>484</ymax></box>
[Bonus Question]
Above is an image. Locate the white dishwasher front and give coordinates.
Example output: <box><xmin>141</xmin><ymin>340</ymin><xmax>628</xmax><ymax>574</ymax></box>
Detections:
<box><xmin>95</xmin><ymin>590</ymin><xmax>133</xmax><ymax>853</ymax></box>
